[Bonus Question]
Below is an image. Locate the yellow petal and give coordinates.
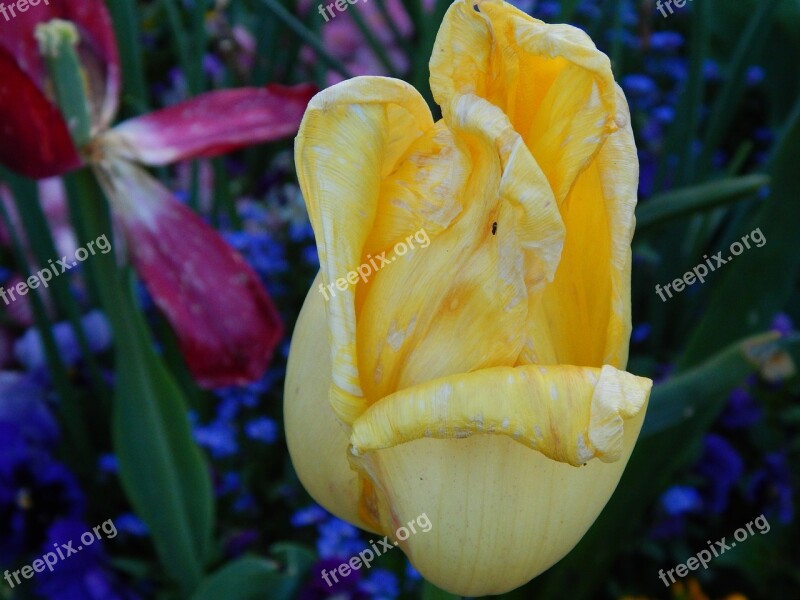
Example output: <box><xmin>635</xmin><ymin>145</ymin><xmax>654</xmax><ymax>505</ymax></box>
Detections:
<box><xmin>357</xmin><ymin>95</ymin><xmax>564</xmax><ymax>404</ymax></box>
<box><xmin>430</xmin><ymin>0</ymin><xmax>620</xmax><ymax>205</ymax></box>
<box><xmin>526</xmin><ymin>85</ymin><xmax>638</xmax><ymax>368</ymax></box>
<box><xmin>350</xmin><ymin>363</ymin><xmax>650</xmax><ymax>466</ymax></box>
<box><xmin>295</xmin><ymin>77</ymin><xmax>434</xmax><ymax>424</ymax></box>
<box><xmin>429</xmin><ymin>0</ymin><xmax>638</xmax><ymax>369</ymax></box>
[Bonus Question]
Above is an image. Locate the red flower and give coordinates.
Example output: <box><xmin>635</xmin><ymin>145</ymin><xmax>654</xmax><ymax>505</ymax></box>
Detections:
<box><xmin>0</xmin><ymin>0</ymin><xmax>315</xmax><ymax>387</ymax></box>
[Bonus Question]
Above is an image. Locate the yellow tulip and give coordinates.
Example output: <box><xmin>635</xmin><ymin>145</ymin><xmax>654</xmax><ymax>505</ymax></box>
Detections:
<box><xmin>285</xmin><ymin>0</ymin><xmax>652</xmax><ymax>595</ymax></box>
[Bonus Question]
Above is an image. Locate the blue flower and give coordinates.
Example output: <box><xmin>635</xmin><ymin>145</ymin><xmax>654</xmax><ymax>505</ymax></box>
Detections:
<box><xmin>650</xmin><ymin>31</ymin><xmax>684</xmax><ymax>52</ymax></box>
<box><xmin>746</xmin><ymin>65</ymin><xmax>765</xmax><ymax>86</ymax></box>
<box><xmin>531</xmin><ymin>1</ymin><xmax>559</xmax><ymax>20</ymax></box>
<box><xmin>244</xmin><ymin>417</ymin><xmax>278</xmax><ymax>444</ymax></box>
<box><xmin>621</xmin><ymin>74</ymin><xmax>659</xmax><ymax>109</ymax></box>
<box><xmin>357</xmin><ymin>568</ymin><xmax>399</xmax><ymax>600</ymax></box>
<box><xmin>660</xmin><ymin>485</ymin><xmax>703</xmax><ymax>517</ymax></box>
<box><xmin>631</xmin><ymin>323</ymin><xmax>652</xmax><ymax>344</ymax></box>
<box><xmin>317</xmin><ymin>517</ymin><xmax>364</xmax><ymax>559</ymax></box>
<box><xmin>771</xmin><ymin>313</ymin><xmax>793</xmax><ymax>337</ymax></box>
<box><xmin>291</xmin><ymin>504</ymin><xmax>328</xmax><ymax>528</ymax></box>
<box><xmin>114</xmin><ymin>513</ymin><xmax>149</xmax><ymax>537</ymax></box>
<box><xmin>35</xmin><ymin>519</ymin><xmax>136</xmax><ymax>600</ymax></box>
<box><xmin>97</xmin><ymin>454</ymin><xmax>119</xmax><ymax>476</ymax></box>
<box><xmin>694</xmin><ymin>434</ymin><xmax>744</xmax><ymax>514</ymax></box>
<box><xmin>404</xmin><ymin>559</ymin><xmax>422</xmax><ymax>581</ymax></box>
<box><xmin>0</xmin><ymin>371</ymin><xmax>58</xmax><ymax>446</ymax></box>
<box><xmin>13</xmin><ymin>311</ymin><xmax>112</xmax><ymax>373</ymax></box>
<box><xmin>747</xmin><ymin>453</ymin><xmax>794</xmax><ymax>524</ymax></box>
<box><xmin>193</xmin><ymin>418</ymin><xmax>239</xmax><ymax>459</ymax></box>
<box><xmin>720</xmin><ymin>387</ymin><xmax>762</xmax><ymax>429</ymax></box>
<box><xmin>298</xmin><ymin>557</ymin><xmax>367</xmax><ymax>600</ymax></box>
<box><xmin>0</xmin><ymin>424</ymin><xmax>84</xmax><ymax>564</ymax></box>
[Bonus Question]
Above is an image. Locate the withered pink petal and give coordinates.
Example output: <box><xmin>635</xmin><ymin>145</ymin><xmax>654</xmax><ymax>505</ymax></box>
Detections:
<box><xmin>0</xmin><ymin>51</ymin><xmax>81</xmax><ymax>178</ymax></box>
<box><xmin>0</xmin><ymin>0</ymin><xmax>120</xmax><ymax>132</ymax></box>
<box><xmin>96</xmin><ymin>160</ymin><xmax>284</xmax><ymax>388</ymax></box>
<box><xmin>107</xmin><ymin>84</ymin><xmax>316</xmax><ymax>165</ymax></box>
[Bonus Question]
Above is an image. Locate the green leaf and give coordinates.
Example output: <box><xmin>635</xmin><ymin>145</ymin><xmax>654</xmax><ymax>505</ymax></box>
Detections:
<box><xmin>106</xmin><ymin>0</ymin><xmax>149</xmax><ymax>114</ymax></box>
<box><xmin>112</xmin><ymin>277</ymin><xmax>214</xmax><ymax>593</ymax></box>
<box><xmin>64</xmin><ymin>170</ymin><xmax>214</xmax><ymax>594</ymax></box>
<box><xmin>260</xmin><ymin>0</ymin><xmax>353</xmax><ymax>79</ymax></box>
<box><xmin>643</xmin><ymin>333</ymin><xmax>797</xmax><ymax>436</ymax></box>
<box><xmin>679</xmin><ymin>97</ymin><xmax>800</xmax><ymax>366</ymax></box>
<box><xmin>190</xmin><ymin>546</ymin><xmax>315</xmax><ymax>600</ymax></box>
<box><xmin>634</xmin><ymin>174</ymin><xmax>769</xmax><ymax>233</ymax></box>
<box><xmin>696</xmin><ymin>0</ymin><xmax>782</xmax><ymax>175</ymax></box>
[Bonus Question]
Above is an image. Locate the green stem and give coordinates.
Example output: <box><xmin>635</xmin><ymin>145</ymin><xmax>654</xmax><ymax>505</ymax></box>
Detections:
<box><xmin>107</xmin><ymin>0</ymin><xmax>150</xmax><ymax>113</ymax></box>
<box><xmin>261</xmin><ymin>0</ymin><xmax>354</xmax><ymax>79</ymax></box>
<box><xmin>35</xmin><ymin>20</ymin><xmax>92</xmax><ymax>147</ymax></box>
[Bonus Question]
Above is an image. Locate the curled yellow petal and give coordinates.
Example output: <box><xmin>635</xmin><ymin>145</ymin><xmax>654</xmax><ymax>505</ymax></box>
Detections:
<box><xmin>295</xmin><ymin>77</ymin><xmax>434</xmax><ymax>424</ymax></box>
<box><xmin>350</xmin><ymin>364</ymin><xmax>650</xmax><ymax>466</ymax></box>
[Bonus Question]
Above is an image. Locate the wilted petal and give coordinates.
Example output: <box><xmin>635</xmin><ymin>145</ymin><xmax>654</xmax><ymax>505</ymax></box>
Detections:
<box><xmin>0</xmin><ymin>53</ymin><xmax>80</xmax><ymax>178</ymax></box>
<box><xmin>0</xmin><ymin>0</ymin><xmax>120</xmax><ymax>141</ymax></box>
<box><xmin>95</xmin><ymin>160</ymin><xmax>283</xmax><ymax>388</ymax></box>
<box><xmin>105</xmin><ymin>84</ymin><xmax>316</xmax><ymax>165</ymax></box>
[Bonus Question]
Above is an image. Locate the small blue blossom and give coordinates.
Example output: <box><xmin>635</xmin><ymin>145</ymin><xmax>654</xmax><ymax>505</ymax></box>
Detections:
<box><xmin>193</xmin><ymin>419</ymin><xmax>239</xmax><ymax>459</ymax></box>
<box><xmin>747</xmin><ymin>453</ymin><xmax>794</xmax><ymax>524</ymax></box>
<box><xmin>622</xmin><ymin>74</ymin><xmax>659</xmax><ymax>109</ymax></box>
<box><xmin>291</xmin><ymin>504</ymin><xmax>328</xmax><ymax>528</ymax></box>
<box><xmin>631</xmin><ymin>323</ymin><xmax>652</xmax><ymax>344</ymax></box>
<box><xmin>695</xmin><ymin>434</ymin><xmax>744</xmax><ymax>514</ymax></box>
<box><xmin>13</xmin><ymin>311</ymin><xmax>112</xmax><ymax>373</ymax></box>
<box><xmin>771</xmin><ymin>313</ymin><xmax>793</xmax><ymax>337</ymax></box>
<box><xmin>98</xmin><ymin>454</ymin><xmax>118</xmax><ymax>475</ymax></box>
<box><xmin>650</xmin><ymin>31</ymin><xmax>684</xmax><ymax>52</ymax></box>
<box><xmin>217</xmin><ymin>472</ymin><xmax>242</xmax><ymax>496</ymax></box>
<box><xmin>405</xmin><ymin>559</ymin><xmax>422</xmax><ymax>581</ymax></box>
<box><xmin>0</xmin><ymin>371</ymin><xmax>58</xmax><ymax>446</ymax></box>
<box><xmin>358</xmin><ymin>568</ymin><xmax>400</xmax><ymax>600</ymax></box>
<box><xmin>114</xmin><ymin>513</ymin><xmax>149</xmax><ymax>537</ymax></box>
<box><xmin>35</xmin><ymin>519</ymin><xmax>136</xmax><ymax>600</ymax></box>
<box><xmin>660</xmin><ymin>485</ymin><xmax>703</xmax><ymax>517</ymax></box>
<box><xmin>720</xmin><ymin>387</ymin><xmax>762</xmax><ymax>429</ymax></box>
<box><xmin>244</xmin><ymin>416</ymin><xmax>278</xmax><ymax>444</ymax></box>
<box><xmin>0</xmin><ymin>424</ymin><xmax>84</xmax><ymax>564</ymax></box>
<box><xmin>317</xmin><ymin>517</ymin><xmax>363</xmax><ymax>559</ymax></box>
<box><xmin>746</xmin><ymin>65</ymin><xmax>765</xmax><ymax>86</ymax></box>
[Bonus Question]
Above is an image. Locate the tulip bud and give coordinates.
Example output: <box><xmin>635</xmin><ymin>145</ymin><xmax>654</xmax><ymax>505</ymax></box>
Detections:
<box><xmin>286</xmin><ymin>0</ymin><xmax>651</xmax><ymax>594</ymax></box>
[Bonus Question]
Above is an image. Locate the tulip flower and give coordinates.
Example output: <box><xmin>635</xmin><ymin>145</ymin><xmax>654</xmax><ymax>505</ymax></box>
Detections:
<box><xmin>286</xmin><ymin>0</ymin><xmax>652</xmax><ymax>595</ymax></box>
<box><xmin>0</xmin><ymin>0</ymin><xmax>315</xmax><ymax>387</ymax></box>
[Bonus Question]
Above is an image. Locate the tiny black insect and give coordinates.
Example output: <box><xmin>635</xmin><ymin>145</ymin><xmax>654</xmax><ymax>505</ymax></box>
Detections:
<box><xmin>491</xmin><ymin>222</ymin><xmax>497</xmax><ymax>235</ymax></box>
